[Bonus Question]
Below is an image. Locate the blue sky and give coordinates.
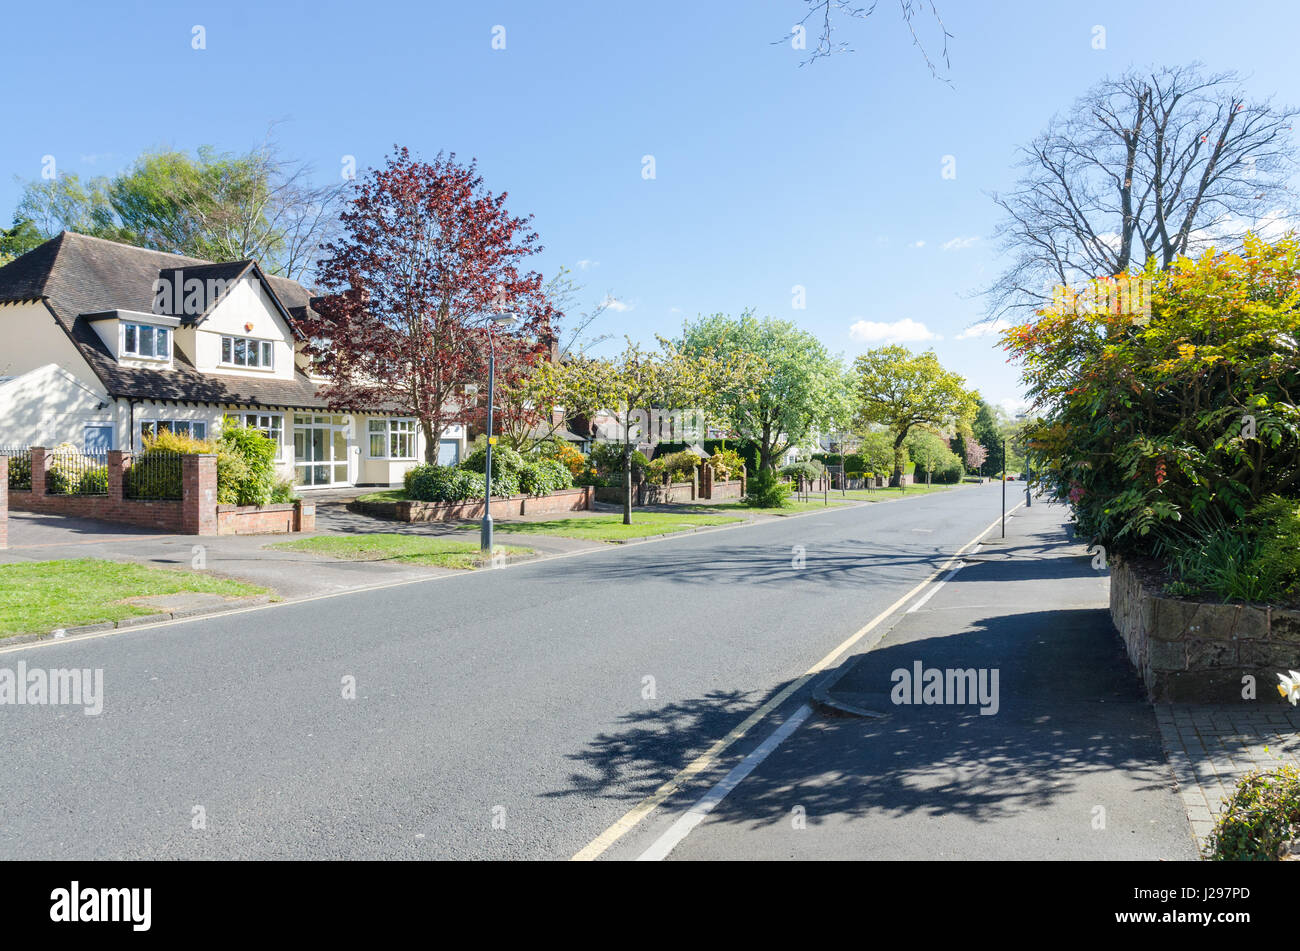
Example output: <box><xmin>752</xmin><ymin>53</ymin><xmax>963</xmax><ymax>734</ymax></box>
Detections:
<box><xmin>2</xmin><ymin>0</ymin><xmax>1297</xmax><ymax>411</ymax></box>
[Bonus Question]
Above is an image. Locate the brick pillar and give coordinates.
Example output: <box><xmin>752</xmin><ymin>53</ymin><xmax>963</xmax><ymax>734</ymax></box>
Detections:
<box><xmin>294</xmin><ymin>500</ymin><xmax>315</xmax><ymax>532</ymax></box>
<box><xmin>0</xmin><ymin>455</ymin><xmax>8</xmax><ymax>550</ymax></box>
<box><xmin>106</xmin><ymin>450</ymin><xmax>128</xmax><ymax>502</ymax></box>
<box><xmin>30</xmin><ymin>447</ymin><xmax>46</xmax><ymax>501</ymax></box>
<box><xmin>182</xmin><ymin>453</ymin><xmax>218</xmax><ymax>536</ymax></box>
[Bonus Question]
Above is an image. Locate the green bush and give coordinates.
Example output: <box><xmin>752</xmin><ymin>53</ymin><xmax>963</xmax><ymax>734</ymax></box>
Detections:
<box><xmin>743</xmin><ymin>468</ymin><xmax>793</xmax><ymax>508</ymax></box>
<box><xmin>781</xmin><ymin>460</ymin><xmax>824</xmax><ymax>483</ymax></box>
<box><xmin>1154</xmin><ymin>497</ymin><xmax>1300</xmax><ymax>603</ymax></box>
<box><xmin>708</xmin><ymin>447</ymin><xmax>745</xmax><ymax>481</ymax></box>
<box><xmin>518</xmin><ymin>457</ymin><xmax>574</xmax><ymax>496</ymax></box>
<box><xmin>1206</xmin><ymin>766</ymin><xmax>1300</xmax><ymax>860</ymax></box>
<box><xmin>270</xmin><ymin>478</ymin><xmax>298</xmax><ymax>504</ymax></box>
<box><xmin>648</xmin><ymin>450</ymin><xmax>702</xmax><ymax>483</ymax></box>
<box><xmin>216</xmin><ymin>419</ymin><xmax>278</xmax><ymax>506</ymax></box>
<box><xmin>406</xmin><ymin>464</ymin><xmax>479</xmax><ymax>502</ymax></box>
<box><xmin>5</xmin><ymin>453</ymin><xmax>32</xmax><ymax>490</ymax></box>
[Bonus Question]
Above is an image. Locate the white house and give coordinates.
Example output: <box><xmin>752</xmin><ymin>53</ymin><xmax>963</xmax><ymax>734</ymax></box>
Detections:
<box><xmin>0</xmin><ymin>231</ymin><xmax>465</xmax><ymax>489</ymax></box>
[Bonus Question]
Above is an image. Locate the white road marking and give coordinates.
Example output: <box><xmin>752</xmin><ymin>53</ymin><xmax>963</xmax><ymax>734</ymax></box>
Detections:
<box><xmin>636</xmin><ymin>704</ymin><xmax>814</xmax><ymax>861</ymax></box>
<box><xmin>906</xmin><ymin>561</ymin><xmax>965</xmax><ymax>613</ymax></box>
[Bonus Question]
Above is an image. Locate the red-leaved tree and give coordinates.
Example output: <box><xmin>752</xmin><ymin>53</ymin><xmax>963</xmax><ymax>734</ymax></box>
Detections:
<box><xmin>304</xmin><ymin>147</ymin><xmax>552</xmax><ymax>462</ymax></box>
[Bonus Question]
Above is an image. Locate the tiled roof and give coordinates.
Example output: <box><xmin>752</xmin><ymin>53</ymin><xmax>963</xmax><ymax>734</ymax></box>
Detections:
<box><xmin>0</xmin><ymin>232</ymin><xmax>337</xmax><ymax>409</ymax></box>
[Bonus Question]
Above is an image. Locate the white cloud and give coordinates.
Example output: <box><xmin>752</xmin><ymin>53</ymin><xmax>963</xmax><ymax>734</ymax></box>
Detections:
<box><xmin>941</xmin><ymin>236</ymin><xmax>979</xmax><ymax>251</ymax></box>
<box><xmin>577</xmin><ymin>259</ymin><xmax>599</xmax><ymax>270</ymax></box>
<box><xmin>955</xmin><ymin>317</ymin><xmax>1012</xmax><ymax>340</ymax></box>
<box><xmin>911</xmin><ymin>240</ymin><xmax>926</xmax><ymax>248</ymax></box>
<box><xmin>601</xmin><ymin>294</ymin><xmax>632</xmax><ymax>312</ymax></box>
<box><xmin>848</xmin><ymin>318</ymin><xmax>940</xmax><ymax>344</ymax></box>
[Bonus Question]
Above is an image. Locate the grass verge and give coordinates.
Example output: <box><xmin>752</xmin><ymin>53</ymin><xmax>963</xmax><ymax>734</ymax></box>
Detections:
<box><xmin>267</xmin><ymin>533</ymin><xmax>532</xmax><ymax>569</ymax></box>
<box><xmin>489</xmin><ymin>513</ymin><xmax>743</xmax><ymax>541</ymax></box>
<box><xmin>0</xmin><ymin>559</ymin><xmax>269</xmax><ymax>638</ymax></box>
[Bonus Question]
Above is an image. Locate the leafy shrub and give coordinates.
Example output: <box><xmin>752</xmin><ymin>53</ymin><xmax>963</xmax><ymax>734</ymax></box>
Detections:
<box><xmin>1154</xmin><ymin>496</ymin><xmax>1300</xmax><ymax>603</ymax></box>
<box><xmin>270</xmin><ymin>478</ymin><xmax>298</xmax><ymax>504</ymax></box>
<box><xmin>648</xmin><ymin>450</ymin><xmax>702</xmax><ymax>482</ymax></box>
<box><xmin>518</xmin><ymin>457</ymin><xmax>574</xmax><ymax>496</ymax></box>
<box><xmin>708</xmin><ymin>447</ymin><xmax>745</xmax><ymax>481</ymax></box>
<box><xmin>1206</xmin><ymin>766</ymin><xmax>1300</xmax><ymax>860</ymax></box>
<box><xmin>5</xmin><ymin>452</ymin><xmax>32</xmax><ymax>489</ymax></box>
<box><xmin>406</xmin><ymin>464</ymin><xmax>479</xmax><ymax>502</ymax></box>
<box><xmin>216</xmin><ymin>418</ymin><xmax>278</xmax><ymax>506</ymax></box>
<box><xmin>743</xmin><ymin>468</ymin><xmax>793</xmax><ymax>508</ymax></box>
<box><xmin>1007</xmin><ymin>235</ymin><xmax>1300</xmax><ymax>552</ymax></box>
<box><xmin>781</xmin><ymin>460</ymin><xmax>824</xmax><ymax>484</ymax></box>
<box><xmin>45</xmin><ymin>444</ymin><xmax>109</xmax><ymax>495</ymax></box>
<box><xmin>589</xmin><ymin>442</ymin><xmax>648</xmax><ymax>479</ymax></box>
<box><xmin>540</xmin><ymin>440</ymin><xmax>588</xmax><ymax>478</ymax></box>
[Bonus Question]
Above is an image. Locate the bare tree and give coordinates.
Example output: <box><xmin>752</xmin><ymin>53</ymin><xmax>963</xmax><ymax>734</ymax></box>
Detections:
<box><xmin>777</xmin><ymin>0</ymin><xmax>951</xmax><ymax>79</ymax></box>
<box><xmin>986</xmin><ymin>64</ymin><xmax>1299</xmax><ymax>319</ymax></box>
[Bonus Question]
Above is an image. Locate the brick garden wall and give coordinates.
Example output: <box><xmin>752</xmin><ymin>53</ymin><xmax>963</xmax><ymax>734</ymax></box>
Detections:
<box><xmin>8</xmin><ymin>449</ymin><xmax>307</xmax><ymax>537</ymax></box>
<box><xmin>353</xmin><ymin>486</ymin><xmax>592</xmax><ymax>523</ymax></box>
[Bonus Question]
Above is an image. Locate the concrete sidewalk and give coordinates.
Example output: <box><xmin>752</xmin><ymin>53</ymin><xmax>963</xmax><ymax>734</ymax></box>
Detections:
<box><xmin>649</xmin><ymin>501</ymin><xmax>1199</xmax><ymax>860</ymax></box>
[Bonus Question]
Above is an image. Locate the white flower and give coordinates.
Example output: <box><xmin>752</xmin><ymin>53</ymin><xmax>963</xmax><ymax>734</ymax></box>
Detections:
<box><xmin>1276</xmin><ymin>671</ymin><xmax>1300</xmax><ymax>705</ymax></box>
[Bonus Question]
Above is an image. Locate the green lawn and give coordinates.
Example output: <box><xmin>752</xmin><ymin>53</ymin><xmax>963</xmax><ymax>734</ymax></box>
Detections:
<box><xmin>489</xmin><ymin>512</ymin><xmax>743</xmax><ymax>541</ymax></box>
<box><xmin>356</xmin><ymin>489</ymin><xmax>408</xmax><ymax>503</ymax></box>
<box><xmin>684</xmin><ymin>499</ymin><xmax>856</xmax><ymax>516</ymax></box>
<box><xmin>0</xmin><ymin>559</ymin><xmax>269</xmax><ymax>638</ymax></box>
<box><xmin>834</xmin><ymin>484</ymin><xmax>960</xmax><ymax>500</ymax></box>
<box><xmin>268</xmin><ymin>533</ymin><xmax>531</xmax><ymax>569</ymax></box>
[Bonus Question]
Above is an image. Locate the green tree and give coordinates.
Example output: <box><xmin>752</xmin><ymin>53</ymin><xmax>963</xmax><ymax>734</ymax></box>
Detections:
<box><xmin>544</xmin><ymin>337</ymin><xmax>743</xmax><ymax>524</ymax></box>
<box><xmin>679</xmin><ymin>311</ymin><xmax>849</xmax><ymax>473</ymax></box>
<box><xmin>12</xmin><ymin>144</ymin><xmax>343</xmax><ymax>279</ymax></box>
<box><xmin>971</xmin><ymin>400</ymin><xmax>1006</xmax><ymax>476</ymax></box>
<box><xmin>853</xmin><ymin>346</ymin><xmax>977</xmax><ymax>485</ymax></box>
<box><xmin>905</xmin><ymin>428</ymin><xmax>958</xmax><ymax>485</ymax></box>
<box><xmin>0</xmin><ymin>219</ymin><xmax>44</xmax><ymax>265</ymax></box>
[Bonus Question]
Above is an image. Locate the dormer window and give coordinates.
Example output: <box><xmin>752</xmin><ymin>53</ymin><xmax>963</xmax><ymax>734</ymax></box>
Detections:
<box><xmin>123</xmin><ymin>321</ymin><xmax>171</xmax><ymax>360</ymax></box>
<box><xmin>221</xmin><ymin>335</ymin><xmax>274</xmax><ymax>369</ymax></box>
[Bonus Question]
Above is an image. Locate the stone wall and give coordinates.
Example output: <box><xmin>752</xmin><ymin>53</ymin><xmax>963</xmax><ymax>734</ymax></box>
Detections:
<box><xmin>1110</xmin><ymin>556</ymin><xmax>1300</xmax><ymax>703</ymax></box>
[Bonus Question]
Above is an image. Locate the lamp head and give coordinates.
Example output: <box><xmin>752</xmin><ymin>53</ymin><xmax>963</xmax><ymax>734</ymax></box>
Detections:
<box><xmin>490</xmin><ymin>312</ymin><xmax>520</xmax><ymax>329</ymax></box>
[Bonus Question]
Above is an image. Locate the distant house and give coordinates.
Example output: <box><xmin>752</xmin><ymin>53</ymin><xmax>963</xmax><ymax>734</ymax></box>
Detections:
<box><xmin>0</xmin><ymin>231</ymin><xmax>465</xmax><ymax>488</ymax></box>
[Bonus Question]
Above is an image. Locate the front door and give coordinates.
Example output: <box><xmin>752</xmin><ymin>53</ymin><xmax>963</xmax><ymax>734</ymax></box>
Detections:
<box><xmin>293</xmin><ymin>414</ymin><xmax>350</xmax><ymax>486</ymax></box>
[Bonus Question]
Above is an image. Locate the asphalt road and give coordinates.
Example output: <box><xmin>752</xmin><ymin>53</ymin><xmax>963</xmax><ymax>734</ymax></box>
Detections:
<box><xmin>1</xmin><ymin>483</ymin><xmax>1026</xmax><ymax>860</ymax></box>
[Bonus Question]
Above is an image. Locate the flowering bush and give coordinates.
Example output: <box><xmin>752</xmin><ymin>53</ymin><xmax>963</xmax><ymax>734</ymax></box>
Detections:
<box><xmin>1005</xmin><ymin>234</ymin><xmax>1300</xmax><ymax>557</ymax></box>
<box><xmin>708</xmin><ymin>447</ymin><xmax>745</xmax><ymax>481</ymax></box>
<box><xmin>647</xmin><ymin>450</ymin><xmax>701</xmax><ymax>482</ymax></box>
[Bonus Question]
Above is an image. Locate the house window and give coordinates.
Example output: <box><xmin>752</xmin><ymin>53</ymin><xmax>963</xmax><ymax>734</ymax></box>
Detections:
<box><xmin>123</xmin><ymin>322</ymin><xmax>170</xmax><ymax>360</ymax></box>
<box><xmin>221</xmin><ymin>335</ymin><xmax>274</xmax><ymax>369</ymax></box>
<box><xmin>141</xmin><ymin>419</ymin><xmax>207</xmax><ymax>441</ymax></box>
<box><xmin>368</xmin><ymin>418</ymin><xmax>416</xmax><ymax>459</ymax></box>
<box><xmin>242</xmin><ymin>413</ymin><xmax>284</xmax><ymax>448</ymax></box>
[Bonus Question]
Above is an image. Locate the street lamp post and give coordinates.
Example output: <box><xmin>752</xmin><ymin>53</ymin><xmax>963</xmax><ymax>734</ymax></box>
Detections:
<box><xmin>481</xmin><ymin>312</ymin><xmax>520</xmax><ymax>552</ymax></box>
<box><xmin>1001</xmin><ymin>436</ymin><xmax>1007</xmax><ymax>538</ymax></box>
